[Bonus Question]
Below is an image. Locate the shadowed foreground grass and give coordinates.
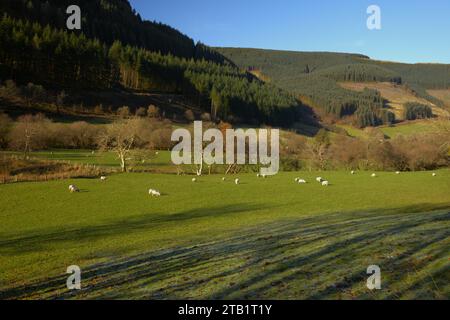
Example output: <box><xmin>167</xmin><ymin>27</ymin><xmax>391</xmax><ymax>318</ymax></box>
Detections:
<box><xmin>0</xmin><ymin>171</ymin><xmax>449</xmax><ymax>299</ymax></box>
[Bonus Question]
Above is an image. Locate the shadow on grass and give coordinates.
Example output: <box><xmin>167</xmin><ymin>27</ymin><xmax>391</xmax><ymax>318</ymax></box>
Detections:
<box><xmin>1</xmin><ymin>203</ymin><xmax>449</xmax><ymax>300</ymax></box>
<box><xmin>0</xmin><ymin>203</ymin><xmax>267</xmax><ymax>255</ymax></box>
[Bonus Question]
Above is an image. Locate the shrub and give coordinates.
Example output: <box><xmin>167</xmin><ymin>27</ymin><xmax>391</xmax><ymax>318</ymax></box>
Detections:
<box><xmin>147</xmin><ymin>105</ymin><xmax>160</xmax><ymax>118</ymax></box>
<box><xmin>94</xmin><ymin>104</ymin><xmax>104</xmax><ymax>115</ymax></box>
<box><xmin>200</xmin><ymin>113</ymin><xmax>211</xmax><ymax>122</ymax></box>
<box><xmin>117</xmin><ymin>106</ymin><xmax>131</xmax><ymax>118</ymax></box>
<box><xmin>184</xmin><ymin>109</ymin><xmax>195</xmax><ymax>122</ymax></box>
<box><xmin>22</xmin><ymin>83</ymin><xmax>47</xmax><ymax>106</ymax></box>
<box><xmin>135</xmin><ymin>107</ymin><xmax>147</xmax><ymax>117</ymax></box>
<box><xmin>0</xmin><ymin>80</ymin><xmax>20</xmax><ymax>98</ymax></box>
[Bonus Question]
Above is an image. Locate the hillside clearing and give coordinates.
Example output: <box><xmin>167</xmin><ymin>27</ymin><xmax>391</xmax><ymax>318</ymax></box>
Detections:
<box><xmin>337</xmin><ymin>120</ymin><xmax>439</xmax><ymax>139</ymax></box>
<box><xmin>339</xmin><ymin>82</ymin><xmax>449</xmax><ymax>119</ymax></box>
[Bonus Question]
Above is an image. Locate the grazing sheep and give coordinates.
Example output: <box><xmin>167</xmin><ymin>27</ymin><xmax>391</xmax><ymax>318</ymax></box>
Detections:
<box><xmin>395</xmin><ymin>171</ymin><xmax>400</xmax><ymax>175</ymax></box>
<box><xmin>235</xmin><ymin>178</ymin><xmax>240</xmax><ymax>185</ymax></box>
<box><xmin>316</xmin><ymin>177</ymin><xmax>323</xmax><ymax>183</ymax></box>
<box><xmin>192</xmin><ymin>178</ymin><xmax>197</xmax><ymax>182</ymax></box>
<box><xmin>100</xmin><ymin>176</ymin><xmax>107</xmax><ymax>181</ymax></box>
<box><xmin>321</xmin><ymin>180</ymin><xmax>329</xmax><ymax>186</ymax></box>
<box><xmin>432</xmin><ymin>173</ymin><xmax>437</xmax><ymax>177</ymax></box>
<box><xmin>257</xmin><ymin>173</ymin><xmax>261</xmax><ymax>178</ymax></box>
<box><xmin>69</xmin><ymin>185</ymin><xmax>79</xmax><ymax>193</ymax></box>
<box><xmin>294</xmin><ymin>177</ymin><xmax>300</xmax><ymax>182</ymax></box>
<box><xmin>298</xmin><ymin>179</ymin><xmax>307</xmax><ymax>184</ymax></box>
<box><xmin>222</xmin><ymin>177</ymin><xmax>226</xmax><ymax>181</ymax></box>
<box><xmin>262</xmin><ymin>174</ymin><xmax>267</xmax><ymax>179</ymax></box>
<box><xmin>351</xmin><ymin>171</ymin><xmax>355</xmax><ymax>175</ymax></box>
<box><xmin>371</xmin><ymin>173</ymin><xmax>377</xmax><ymax>178</ymax></box>
<box><xmin>148</xmin><ymin>189</ymin><xmax>161</xmax><ymax>197</ymax></box>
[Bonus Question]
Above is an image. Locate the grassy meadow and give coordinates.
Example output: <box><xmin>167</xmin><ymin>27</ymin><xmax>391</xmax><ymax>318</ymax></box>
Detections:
<box><xmin>337</xmin><ymin>121</ymin><xmax>439</xmax><ymax>139</ymax></box>
<box><xmin>0</xmin><ymin>168</ymin><xmax>449</xmax><ymax>299</ymax></box>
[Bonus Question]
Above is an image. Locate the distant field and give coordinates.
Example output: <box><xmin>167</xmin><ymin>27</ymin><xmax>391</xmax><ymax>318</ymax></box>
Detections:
<box><xmin>0</xmin><ymin>171</ymin><xmax>449</xmax><ymax>299</ymax></box>
<box><xmin>339</xmin><ymin>82</ymin><xmax>449</xmax><ymax>119</ymax></box>
<box><xmin>1</xmin><ymin>149</ymin><xmax>174</xmax><ymax>171</ymax></box>
<box><xmin>337</xmin><ymin>121</ymin><xmax>437</xmax><ymax>139</ymax></box>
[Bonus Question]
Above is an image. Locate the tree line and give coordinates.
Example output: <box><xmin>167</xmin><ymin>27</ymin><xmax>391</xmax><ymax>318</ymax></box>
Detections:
<box><xmin>403</xmin><ymin>102</ymin><xmax>433</xmax><ymax>120</ymax></box>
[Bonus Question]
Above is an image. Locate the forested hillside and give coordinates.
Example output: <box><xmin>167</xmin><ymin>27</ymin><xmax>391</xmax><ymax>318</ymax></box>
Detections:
<box><xmin>0</xmin><ymin>1</ymin><xmax>310</xmax><ymax>127</ymax></box>
<box><xmin>216</xmin><ymin>48</ymin><xmax>450</xmax><ymax>126</ymax></box>
<box><xmin>2</xmin><ymin>1</ymin><xmax>448</xmax><ymax>129</ymax></box>
<box><xmin>0</xmin><ymin>0</ymin><xmax>231</xmax><ymax>63</ymax></box>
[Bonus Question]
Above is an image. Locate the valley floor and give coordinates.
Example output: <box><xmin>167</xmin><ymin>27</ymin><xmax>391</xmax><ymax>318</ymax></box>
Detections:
<box><xmin>0</xmin><ymin>171</ymin><xmax>449</xmax><ymax>299</ymax></box>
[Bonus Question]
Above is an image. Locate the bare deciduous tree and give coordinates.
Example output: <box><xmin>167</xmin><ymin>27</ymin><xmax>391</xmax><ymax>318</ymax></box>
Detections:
<box><xmin>8</xmin><ymin>114</ymin><xmax>50</xmax><ymax>158</ymax></box>
<box><xmin>97</xmin><ymin>118</ymin><xmax>143</xmax><ymax>172</ymax></box>
<box><xmin>304</xmin><ymin>129</ymin><xmax>330</xmax><ymax>170</ymax></box>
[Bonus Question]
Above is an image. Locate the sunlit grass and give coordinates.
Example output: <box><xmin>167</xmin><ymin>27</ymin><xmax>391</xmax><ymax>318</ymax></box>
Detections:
<box><xmin>0</xmin><ymin>170</ymin><xmax>449</xmax><ymax>299</ymax></box>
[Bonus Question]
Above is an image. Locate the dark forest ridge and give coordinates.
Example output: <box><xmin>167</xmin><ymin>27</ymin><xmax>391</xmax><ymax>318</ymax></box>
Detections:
<box><xmin>217</xmin><ymin>46</ymin><xmax>450</xmax><ymax>66</ymax></box>
<box><xmin>1</xmin><ymin>0</ymin><xmax>449</xmax><ymax>129</ymax></box>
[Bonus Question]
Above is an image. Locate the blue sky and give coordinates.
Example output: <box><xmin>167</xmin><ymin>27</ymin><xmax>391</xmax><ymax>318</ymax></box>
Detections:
<box><xmin>129</xmin><ymin>0</ymin><xmax>450</xmax><ymax>64</ymax></box>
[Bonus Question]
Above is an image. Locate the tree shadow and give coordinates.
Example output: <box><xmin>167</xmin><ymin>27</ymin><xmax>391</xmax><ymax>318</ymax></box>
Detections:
<box><xmin>1</xmin><ymin>203</ymin><xmax>449</xmax><ymax>300</ymax></box>
<box><xmin>0</xmin><ymin>203</ymin><xmax>269</xmax><ymax>256</ymax></box>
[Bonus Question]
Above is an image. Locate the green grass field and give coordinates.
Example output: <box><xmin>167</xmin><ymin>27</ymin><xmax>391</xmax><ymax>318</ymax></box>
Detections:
<box><xmin>1</xmin><ymin>170</ymin><xmax>449</xmax><ymax>299</ymax></box>
<box><xmin>1</xmin><ymin>149</ymin><xmax>174</xmax><ymax>170</ymax></box>
<box><xmin>338</xmin><ymin>121</ymin><xmax>437</xmax><ymax>139</ymax></box>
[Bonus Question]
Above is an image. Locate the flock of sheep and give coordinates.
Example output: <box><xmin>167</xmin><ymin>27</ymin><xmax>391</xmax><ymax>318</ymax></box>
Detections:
<box><xmin>68</xmin><ymin>176</ymin><xmax>107</xmax><ymax>193</ymax></box>
<box><xmin>68</xmin><ymin>171</ymin><xmax>438</xmax><ymax>196</ymax></box>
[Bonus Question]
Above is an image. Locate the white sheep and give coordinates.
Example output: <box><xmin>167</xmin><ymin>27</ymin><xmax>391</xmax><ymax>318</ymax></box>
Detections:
<box><xmin>222</xmin><ymin>177</ymin><xmax>226</xmax><ymax>181</ymax></box>
<box><xmin>432</xmin><ymin>173</ymin><xmax>437</xmax><ymax>177</ymax></box>
<box><xmin>148</xmin><ymin>189</ymin><xmax>161</xmax><ymax>197</ymax></box>
<box><xmin>316</xmin><ymin>177</ymin><xmax>323</xmax><ymax>183</ymax></box>
<box><xmin>257</xmin><ymin>173</ymin><xmax>261</xmax><ymax>178</ymax></box>
<box><xmin>69</xmin><ymin>185</ymin><xmax>79</xmax><ymax>193</ymax></box>
<box><xmin>192</xmin><ymin>178</ymin><xmax>197</xmax><ymax>182</ymax></box>
<box><xmin>262</xmin><ymin>174</ymin><xmax>267</xmax><ymax>179</ymax></box>
<box><xmin>395</xmin><ymin>171</ymin><xmax>400</xmax><ymax>175</ymax></box>
<box><xmin>321</xmin><ymin>180</ymin><xmax>329</xmax><ymax>186</ymax></box>
<box><xmin>351</xmin><ymin>171</ymin><xmax>355</xmax><ymax>175</ymax></box>
<box><xmin>100</xmin><ymin>176</ymin><xmax>107</xmax><ymax>181</ymax></box>
<box><xmin>371</xmin><ymin>173</ymin><xmax>377</xmax><ymax>178</ymax></box>
<box><xmin>235</xmin><ymin>178</ymin><xmax>240</xmax><ymax>185</ymax></box>
<box><xmin>294</xmin><ymin>177</ymin><xmax>299</xmax><ymax>182</ymax></box>
<box><xmin>298</xmin><ymin>179</ymin><xmax>307</xmax><ymax>184</ymax></box>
